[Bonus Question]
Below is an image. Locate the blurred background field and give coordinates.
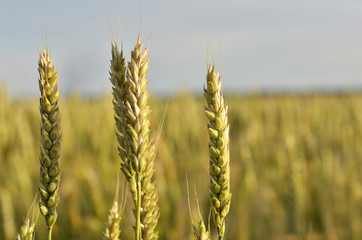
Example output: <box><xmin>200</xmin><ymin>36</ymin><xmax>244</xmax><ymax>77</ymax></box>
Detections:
<box><xmin>0</xmin><ymin>87</ymin><xmax>361</xmax><ymax>240</ymax></box>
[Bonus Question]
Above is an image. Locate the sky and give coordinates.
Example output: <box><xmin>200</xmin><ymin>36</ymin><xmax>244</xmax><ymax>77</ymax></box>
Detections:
<box><xmin>1</xmin><ymin>0</ymin><xmax>362</xmax><ymax>96</ymax></box>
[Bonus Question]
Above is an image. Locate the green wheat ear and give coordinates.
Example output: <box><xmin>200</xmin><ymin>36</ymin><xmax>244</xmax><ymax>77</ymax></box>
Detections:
<box><xmin>37</xmin><ymin>48</ymin><xmax>61</xmax><ymax>240</ymax></box>
<box><xmin>204</xmin><ymin>64</ymin><xmax>231</xmax><ymax>240</ymax></box>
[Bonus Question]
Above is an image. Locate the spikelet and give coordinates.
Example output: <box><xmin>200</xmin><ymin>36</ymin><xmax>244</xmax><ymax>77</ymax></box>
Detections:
<box><xmin>204</xmin><ymin>64</ymin><xmax>231</xmax><ymax>239</ymax></box>
<box><xmin>188</xmin><ymin>190</ymin><xmax>211</xmax><ymax>240</ymax></box>
<box><xmin>37</xmin><ymin>49</ymin><xmax>61</xmax><ymax>234</ymax></box>
<box><xmin>193</xmin><ymin>218</ymin><xmax>211</xmax><ymax>240</ymax></box>
<box><xmin>16</xmin><ymin>218</ymin><xmax>35</xmax><ymax>240</ymax></box>
<box><xmin>124</xmin><ymin>36</ymin><xmax>159</xmax><ymax>240</ymax></box>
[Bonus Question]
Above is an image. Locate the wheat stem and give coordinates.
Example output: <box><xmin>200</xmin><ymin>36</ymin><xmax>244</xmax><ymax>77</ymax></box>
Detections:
<box><xmin>136</xmin><ymin>178</ymin><xmax>142</xmax><ymax>240</ymax></box>
<box><xmin>48</xmin><ymin>227</ymin><xmax>52</xmax><ymax>240</ymax></box>
<box><xmin>218</xmin><ymin>232</ymin><xmax>223</xmax><ymax>240</ymax></box>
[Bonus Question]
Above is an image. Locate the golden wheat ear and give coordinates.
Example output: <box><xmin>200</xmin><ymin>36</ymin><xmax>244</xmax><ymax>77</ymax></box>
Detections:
<box><xmin>37</xmin><ymin>47</ymin><xmax>62</xmax><ymax>240</ymax></box>
<box><xmin>204</xmin><ymin>63</ymin><xmax>231</xmax><ymax>240</ymax></box>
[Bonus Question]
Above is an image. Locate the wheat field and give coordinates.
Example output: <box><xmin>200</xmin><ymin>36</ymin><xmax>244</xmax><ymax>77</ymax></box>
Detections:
<box><xmin>0</xmin><ymin>86</ymin><xmax>361</xmax><ymax>240</ymax></box>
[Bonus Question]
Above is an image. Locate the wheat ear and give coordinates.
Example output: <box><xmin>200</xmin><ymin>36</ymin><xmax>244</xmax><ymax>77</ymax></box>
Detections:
<box><xmin>108</xmin><ymin>42</ymin><xmax>128</xmax><ymax>240</ymax></box>
<box><xmin>16</xmin><ymin>218</ymin><xmax>35</xmax><ymax>240</ymax></box>
<box><xmin>193</xmin><ymin>218</ymin><xmax>211</xmax><ymax>240</ymax></box>
<box><xmin>17</xmin><ymin>197</ymin><xmax>37</xmax><ymax>240</ymax></box>
<box><xmin>110</xmin><ymin>36</ymin><xmax>159</xmax><ymax>240</ymax></box>
<box><xmin>109</xmin><ymin>42</ymin><xmax>134</xmax><ymax>194</ymax></box>
<box><xmin>103</xmin><ymin>180</ymin><xmax>126</xmax><ymax>240</ymax></box>
<box><xmin>37</xmin><ymin>49</ymin><xmax>61</xmax><ymax>240</ymax></box>
<box><xmin>204</xmin><ymin>64</ymin><xmax>231</xmax><ymax>240</ymax></box>
<box><xmin>103</xmin><ymin>173</ymin><xmax>128</xmax><ymax>240</ymax></box>
<box><xmin>103</xmin><ymin>200</ymin><xmax>121</xmax><ymax>240</ymax></box>
<box><xmin>187</xmin><ymin>179</ymin><xmax>211</xmax><ymax>240</ymax></box>
<box><xmin>124</xmin><ymin>36</ymin><xmax>159</xmax><ymax>240</ymax></box>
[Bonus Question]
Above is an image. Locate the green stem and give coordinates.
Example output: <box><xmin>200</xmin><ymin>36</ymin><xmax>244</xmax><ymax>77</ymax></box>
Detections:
<box><xmin>48</xmin><ymin>227</ymin><xmax>52</xmax><ymax>240</ymax></box>
<box><xmin>218</xmin><ymin>227</ymin><xmax>223</xmax><ymax>240</ymax></box>
<box><xmin>135</xmin><ymin>176</ymin><xmax>142</xmax><ymax>240</ymax></box>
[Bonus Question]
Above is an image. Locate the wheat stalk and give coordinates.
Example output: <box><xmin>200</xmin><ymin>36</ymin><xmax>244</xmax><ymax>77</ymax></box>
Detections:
<box><xmin>37</xmin><ymin>48</ymin><xmax>61</xmax><ymax>240</ymax></box>
<box><xmin>204</xmin><ymin>64</ymin><xmax>231</xmax><ymax>240</ymax></box>
<box><xmin>110</xmin><ymin>36</ymin><xmax>159</xmax><ymax>240</ymax></box>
